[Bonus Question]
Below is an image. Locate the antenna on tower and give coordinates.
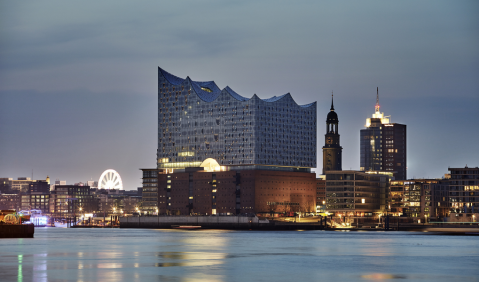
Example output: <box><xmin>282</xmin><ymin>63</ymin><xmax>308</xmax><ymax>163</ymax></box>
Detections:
<box><xmin>376</xmin><ymin>87</ymin><xmax>379</xmax><ymax>105</ymax></box>
<box><xmin>375</xmin><ymin>87</ymin><xmax>380</xmax><ymax>113</ymax></box>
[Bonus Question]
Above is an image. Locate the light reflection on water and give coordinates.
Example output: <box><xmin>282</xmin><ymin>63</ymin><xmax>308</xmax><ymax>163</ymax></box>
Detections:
<box><xmin>0</xmin><ymin>228</ymin><xmax>478</xmax><ymax>282</ymax></box>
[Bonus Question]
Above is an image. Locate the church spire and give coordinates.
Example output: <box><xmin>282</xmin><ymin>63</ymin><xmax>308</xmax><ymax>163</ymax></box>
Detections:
<box><xmin>375</xmin><ymin>87</ymin><xmax>380</xmax><ymax>113</ymax></box>
<box><xmin>323</xmin><ymin>90</ymin><xmax>342</xmax><ymax>174</ymax></box>
<box><xmin>331</xmin><ymin>91</ymin><xmax>334</xmax><ymax>111</ymax></box>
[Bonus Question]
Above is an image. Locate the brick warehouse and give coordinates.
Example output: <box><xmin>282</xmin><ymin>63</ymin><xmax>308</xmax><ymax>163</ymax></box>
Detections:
<box><xmin>157</xmin><ymin>169</ymin><xmax>316</xmax><ymax>216</ymax></box>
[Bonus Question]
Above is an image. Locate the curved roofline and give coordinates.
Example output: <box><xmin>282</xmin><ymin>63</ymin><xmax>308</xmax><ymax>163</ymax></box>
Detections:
<box><xmin>158</xmin><ymin>67</ymin><xmax>315</xmax><ymax>108</ymax></box>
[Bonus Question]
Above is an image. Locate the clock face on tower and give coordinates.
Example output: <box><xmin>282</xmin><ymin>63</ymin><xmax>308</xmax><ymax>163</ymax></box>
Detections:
<box><xmin>326</xmin><ymin>137</ymin><xmax>332</xmax><ymax>144</ymax></box>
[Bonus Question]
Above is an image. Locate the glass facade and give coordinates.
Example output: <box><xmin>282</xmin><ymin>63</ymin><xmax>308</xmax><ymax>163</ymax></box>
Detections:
<box><xmin>360</xmin><ymin>123</ymin><xmax>382</xmax><ymax>172</ymax></box>
<box><xmin>448</xmin><ymin>167</ymin><xmax>479</xmax><ymax>214</ymax></box>
<box><xmin>141</xmin><ymin>169</ymin><xmax>158</xmax><ymax>212</ymax></box>
<box><xmin>157</xmin><ymin>67</ymin><xmax>316</xmax><ymax>171</ymax></box>
<box><xmin>325</xmin><ymin>171</ymin><xmax>389</xmax><ymax>213</ymax></box>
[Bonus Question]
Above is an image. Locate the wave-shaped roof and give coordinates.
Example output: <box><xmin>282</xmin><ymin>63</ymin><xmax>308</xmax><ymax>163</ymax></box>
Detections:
<box><xmin>159</xmin><ymin>67</ymin><xmax>315</xmax><ymax>107</ymax></box>
<box><xmin>262</xmin><ymin>93</ymin><xmax>289</xmax><ymax>103</ymax></box>
<box><xmin>224</xmin><ymin>86</ymin><xmax>249</xmax><ymax>102</ymax></box>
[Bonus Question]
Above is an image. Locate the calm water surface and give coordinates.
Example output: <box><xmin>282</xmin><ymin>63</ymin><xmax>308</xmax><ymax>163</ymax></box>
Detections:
<box><xmin>0</xmin><ymin>228</ymin><xmax>478</xmax><ymax>282</ymax></box>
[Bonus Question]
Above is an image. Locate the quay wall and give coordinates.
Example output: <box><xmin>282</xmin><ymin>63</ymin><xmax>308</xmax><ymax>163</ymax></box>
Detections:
<box><xmin>119</xmin><ymin>216</ymin><xmax>478</xmax><ymax>233</ymax></box>
<box><xmin>119</xmin><ymin>216</ymin><xmax>327</xmax><ymax>230</ymax></box>
<box><xmin>120</xmin><ymin>216</ymin><xmax>270</xmax><ymax>229</ymax></box>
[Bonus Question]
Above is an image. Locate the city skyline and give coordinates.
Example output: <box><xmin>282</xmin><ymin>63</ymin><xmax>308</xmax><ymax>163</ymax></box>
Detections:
<box><xmin>1</xmin><ymin>1</ymin><xmax>478</xmax><ymax>189</ymax></box>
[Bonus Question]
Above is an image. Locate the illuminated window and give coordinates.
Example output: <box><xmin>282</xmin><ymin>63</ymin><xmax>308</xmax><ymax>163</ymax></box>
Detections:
<box><xmin>178</xmin><ymin>152</ymin><xmax>195</xmax><ymax>157</ymax></box>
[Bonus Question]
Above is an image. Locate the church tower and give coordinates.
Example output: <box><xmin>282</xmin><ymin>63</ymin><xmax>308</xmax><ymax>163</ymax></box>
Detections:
<box><xmin>322</xmin><ymin>93</ymin><xmax>342</xmax><ymax>174</ymax></box>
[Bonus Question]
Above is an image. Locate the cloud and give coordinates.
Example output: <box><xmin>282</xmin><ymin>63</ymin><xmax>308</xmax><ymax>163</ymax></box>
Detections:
<box><xmin>0</xmin><ymin>0</ymin><xmax>478</xmax><ymax>184</ymax></box>
<box><xmin>0</xmin><ymin>89</ymin><xmax>156</xmax><ymax>189</ymax></box>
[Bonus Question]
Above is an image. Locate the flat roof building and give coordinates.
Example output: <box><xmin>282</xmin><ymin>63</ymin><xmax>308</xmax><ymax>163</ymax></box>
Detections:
<box><xmin>325</xmin><ymin>170</ymin><xmax>389</xmax><ymax>216</ymax></box>
<box><xmin>158</xmin><ymin>169</ymin><xmax>316</xmax><ymax>216</ymax></box>
<box><xmin>447</xmin><ymin>166</ymin><xmax>479</xmax><ymax>215</ymax></box>
<box><xmin>140</xmin><ymin>169</ymin><xmax>158</xmax><ymax>213</ymax></box>
<box><xmin>360</xmin><ymin>88</ymin><xmax>406</xmax><ymax>180</ymax></box>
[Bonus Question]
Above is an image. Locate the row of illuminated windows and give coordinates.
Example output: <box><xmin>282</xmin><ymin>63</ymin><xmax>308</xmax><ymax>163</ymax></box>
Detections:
<box><xmin>159</xmin><ymin>95</ymin><xmax>314</xmax><ymax>118</ymax></box>
<box><xmin>159</xmin><ymin>109</ymin><xmax>316</xmax><ymax>126</ymax></box>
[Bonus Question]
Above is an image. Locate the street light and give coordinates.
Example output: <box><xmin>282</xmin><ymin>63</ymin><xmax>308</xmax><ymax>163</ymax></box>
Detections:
<box><xmin>79</xmin><ymin>207</ymin><xmax>83</xmax><ymax>225</ymax></box>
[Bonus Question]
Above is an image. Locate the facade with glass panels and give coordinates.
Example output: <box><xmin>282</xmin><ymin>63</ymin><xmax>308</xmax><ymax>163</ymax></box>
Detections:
<box><xmin>360</xmin><ymin>88</ymin><xmax>406</xmax><ymax>180</ymax></box>
<box><xmin>157</xmin><ymin>67</ymin><xmax>316</xmax><ymax>172</ymax></box>
<box><xmin>325</xmin><ymin>170</ymin><xmax>389</xmax><ymax>215</ymax></box>
<box><xmin>447</xmin><ymin>167</ymin><xmax>479</xmax><ymax>215</ymax></box>
<box><xmin>140</xmin><ymin>169</ymin><xmax>158</xmax><ymax>212</ymax></box>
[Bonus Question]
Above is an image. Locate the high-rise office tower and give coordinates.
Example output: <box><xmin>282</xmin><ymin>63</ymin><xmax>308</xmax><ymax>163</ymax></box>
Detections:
<box><xmin>157</xmin><ymin>67</ymin><xmax>317</xmax><ymax>172</ymax></box>
<box><xmin>360</xmin><ymin>88</ymin><xmax>406</xmax><ymax>180</ymax></box>
<box><xmin>322</xmin><ymin>94</ymin><xmax>342</xmax><ymax>174</ymax></box>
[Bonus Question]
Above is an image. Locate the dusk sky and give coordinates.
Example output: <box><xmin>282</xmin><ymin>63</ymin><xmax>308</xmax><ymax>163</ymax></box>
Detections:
<box><xmin>1</xmin><ymin>1</ymin><xmax>478</xmax><ymax>190</ymax></box>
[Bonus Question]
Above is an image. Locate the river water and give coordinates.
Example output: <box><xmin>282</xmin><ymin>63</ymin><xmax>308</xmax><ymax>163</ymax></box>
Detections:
<box><xmin>0</xmin><ymin>228</ymin><xmax>478</xmax><ymax>282</ymax></box>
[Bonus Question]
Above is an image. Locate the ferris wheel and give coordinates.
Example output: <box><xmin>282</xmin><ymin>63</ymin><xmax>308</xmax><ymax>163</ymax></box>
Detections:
<box><xmin>98</xmin><ymin>169</ymin><xmax>123</xmax><ymax>190</ymax></box>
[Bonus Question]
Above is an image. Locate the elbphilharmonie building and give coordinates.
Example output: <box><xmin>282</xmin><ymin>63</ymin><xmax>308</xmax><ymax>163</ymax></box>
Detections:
<box><xmin>157</xmin><ymin>67</ymin><xmax>317</xmax><ymax>172</ymax></box>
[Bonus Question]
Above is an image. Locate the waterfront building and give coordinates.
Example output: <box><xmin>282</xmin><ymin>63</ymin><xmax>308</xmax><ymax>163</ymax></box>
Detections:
<box><xmin>157</xmin><ymin>67</ymin><xmax>316</xmax><ymax>172</ymax></box>
<box><xmin>388</xmin><ymin>167</ymin><xmax>478</xmax><ymax>222</ymax></box>
<box><xmin>322</xmin><ymin>94</ymin><xmax>342</xmax><ymax>174</ymax></box>
<box><xmin>360</xmin><ymin>88</ymin><xmax>406</xmax><ymax>180</ymax></box>
<box><xmin>19</xmin><ymin>180</ymin><xmax>51</xmax><ymax>213</ymax></box>
<box><xmin>140</xmin><ymin>169</ymin><xmax>159</xmax><ymax>213</ymax></box>
<box><xmin>325</xmin><ymin>170</ymin><xmax>389</xmax><ymax>216</ymax></box>
<box><xmin>447</xmin><ymin>166</ymin><xmax>479</xmax><ymax>219</ymax></box>
<box><xmin>92</xmin><ymin>188</ymin><xmax>141</xmax><ymax>215</ymax></box>
<box><xmin>389</xmin><ymin>179</ymin><xmax>442</xmax><ymax>220</ymax></box>
<box><xmin>147</xmin><ymin>67</ymin><xmax>318</xmax><ymax>216</ymax></box>
<box><xmin>157</xmin><ymin>164</ymin><xmax>316</xmax><ymax>216</ymax></box>
<box><xmin>21</xmin><ymin>193</ymin><xmax>50</xmax><ymax>214</ymax></box>
<box><xmin>50</xmin><ymin>185</ymin><xmax>97</xmax><ymax>217</ymax></box>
